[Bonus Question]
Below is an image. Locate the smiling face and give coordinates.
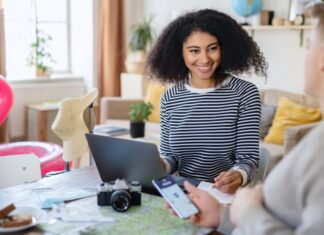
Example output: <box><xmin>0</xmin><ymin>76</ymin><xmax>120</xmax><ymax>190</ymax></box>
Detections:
<box><xmin>182</xmin><ymin>30</ymin><xmax>221</xmax><ymax>88</ymax></box>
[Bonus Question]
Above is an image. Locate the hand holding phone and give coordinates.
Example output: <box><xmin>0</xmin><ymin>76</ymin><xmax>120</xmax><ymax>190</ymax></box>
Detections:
<box><xmin>152</xmin><ymin>175</ymin><xmax>198</xmax><ymax>219</ymax></box>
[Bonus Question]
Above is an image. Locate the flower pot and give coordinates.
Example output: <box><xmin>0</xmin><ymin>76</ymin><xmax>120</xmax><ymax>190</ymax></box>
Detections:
<box><xmin>125</xmin><ymin>50</ymin><xmax>146</xmax><ymax>74</ymax></box>
<box><xmin>36</xmin><ymin>67</ymin><xmax>52</xmax><ymax>78</ymax></box>
<box><xmin>130</xmin><ymin>121</ymin><xmax>145</xmax><ymax>138</ymax></box>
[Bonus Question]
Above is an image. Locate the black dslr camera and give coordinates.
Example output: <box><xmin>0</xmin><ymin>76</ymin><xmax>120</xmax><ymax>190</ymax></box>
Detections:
<box><xmin>97</xmin><ymin>179</ymin><xmax>141</xmax><ymax>212</ymax></box>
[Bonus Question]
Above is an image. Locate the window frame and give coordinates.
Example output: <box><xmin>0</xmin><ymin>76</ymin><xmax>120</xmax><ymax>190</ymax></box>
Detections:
<box><xmin>4</xmin><ymin>0</ymin><xmax>72</xmax><ymax>80</ymax></box>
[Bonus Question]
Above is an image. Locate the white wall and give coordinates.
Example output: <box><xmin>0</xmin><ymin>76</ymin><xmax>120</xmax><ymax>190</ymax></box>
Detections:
<box><xmin>245</xmin><ymin>29</ymin><xmax>307</xmax><ymax>93</ymax></box>
<box><xmin>124</xmin><ymin>0</ymin><xmax>307</xmax><ymax>94</ymax></box>
<box><xmin>144</xmin><ymin>0</ymin><xmax>236</xmax><ymax>33</ymax></box>
<box><xmin>70</xmin><ymin>0</ymin><xmax>95</xmax><ymax>90</ymax></box>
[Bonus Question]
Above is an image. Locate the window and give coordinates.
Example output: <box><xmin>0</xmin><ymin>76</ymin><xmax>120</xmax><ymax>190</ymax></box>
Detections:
<box><xmin>4</xmin><ymin>0</ymin><xmax>70</xmax><ymax>80</ymax></box>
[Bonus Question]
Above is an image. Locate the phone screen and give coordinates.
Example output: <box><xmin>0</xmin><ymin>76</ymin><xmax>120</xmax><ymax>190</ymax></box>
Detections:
<box><xmin>152</xmin><ymin>175</ymin><xmax>198</xmax><ymax>219</ymax></box>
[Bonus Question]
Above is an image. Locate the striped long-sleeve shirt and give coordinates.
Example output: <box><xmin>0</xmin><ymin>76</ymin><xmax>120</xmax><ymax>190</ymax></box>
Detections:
<box><xmin>160</xmin><ymin>76</ymin><xmax>261</xmax><ymax>182</ymax></box>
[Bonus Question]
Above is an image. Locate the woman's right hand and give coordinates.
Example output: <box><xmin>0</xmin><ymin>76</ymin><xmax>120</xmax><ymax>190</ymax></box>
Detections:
<box><xmin>160</xmin><ymin>158</ymin><xmax>166</xmax><ymax>172</ymax></box>
<box><xmin>214</xmin><ymin>170</ymin><xmax>242</xmax><ymax>194</ymax></box>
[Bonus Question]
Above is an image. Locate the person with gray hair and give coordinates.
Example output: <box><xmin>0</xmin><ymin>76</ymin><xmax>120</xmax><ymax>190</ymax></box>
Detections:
<box><xmin>168</xmin><ymin>3</ymin><xmax>324</xmax><ymax>234</ymax></box>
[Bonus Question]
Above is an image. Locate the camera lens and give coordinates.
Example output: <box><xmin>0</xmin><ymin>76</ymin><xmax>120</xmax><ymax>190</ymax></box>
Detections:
<box><xmin>111</xmin><ymin>190</ymin><xmax>131</xmax><ymax>212</ymax></box>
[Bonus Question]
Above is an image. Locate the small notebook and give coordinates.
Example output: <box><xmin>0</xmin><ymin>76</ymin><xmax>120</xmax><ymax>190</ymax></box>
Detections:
<box><xmin>93</xmin><ymin>125</ymin><xmax>129</xmax><ymax>136</ymax></box>
<box><xmin>197</xmin><ymin>181</ymin><xmax>235</xmax><ymax>204</ymax></box>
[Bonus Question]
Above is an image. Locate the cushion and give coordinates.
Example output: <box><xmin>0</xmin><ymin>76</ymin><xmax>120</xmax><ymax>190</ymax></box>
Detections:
<box><xmin>260</xmin><ymin>141</ymin><xmax>284</xmax><ymax>172</ymax></box>
<box><xmin>260</xmin><ymin>104</ymin><xmax>276</xmax><ymax>139</ymax></box>
<box><xmin>144</xmin><ymin>81</ymin><xmax>165</xmax><ymax>123</ymax></box>
<box><xmin>283</xmin><ymin>122</ymin><xmax>319</xmax><ymax>155</ymax></box>
<box><xmin>264</xmin><ymin>97</ymin><xmax>322</xmax><ymax>145</ymax></box>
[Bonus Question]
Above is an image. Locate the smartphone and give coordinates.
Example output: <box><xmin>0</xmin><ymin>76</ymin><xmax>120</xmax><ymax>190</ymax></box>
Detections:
<box><xmin>152</xmin><ymin>175</ymin><xmax>199</xmax><ymax>219</ymax></box>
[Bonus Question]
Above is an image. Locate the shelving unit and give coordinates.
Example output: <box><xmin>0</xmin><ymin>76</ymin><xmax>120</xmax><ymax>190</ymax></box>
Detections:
<box><xmin>243</xmin><ymin>25</ymin><xmax>313</xmax><ymax>46</ymax></box>
<box><xmin>243</xmin><ymin>25</ymin><xmax>313</xmax><ymax>31</ymax></box>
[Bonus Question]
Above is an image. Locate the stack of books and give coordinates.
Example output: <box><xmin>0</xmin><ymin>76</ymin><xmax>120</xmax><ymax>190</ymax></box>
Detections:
<box><xmin>93</xmin><ymin>125</ymin><xmax>129</xmax><ymax>136</ymax></box>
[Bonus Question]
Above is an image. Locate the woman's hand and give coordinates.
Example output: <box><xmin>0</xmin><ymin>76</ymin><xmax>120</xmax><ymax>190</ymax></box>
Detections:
<box><xmin>230</xmin><ymin>184</ymin><xmax>263</xmax><ymax>225</ymax></box>
<box><xmin>214</xmin><ymin>170</ymin><xmax>243</xmax><ymax>194</ymax></box>
<box><xmin>160</xmin><ymin>158</ymin><xmax>166</xmax><ymax>172</ymax></box>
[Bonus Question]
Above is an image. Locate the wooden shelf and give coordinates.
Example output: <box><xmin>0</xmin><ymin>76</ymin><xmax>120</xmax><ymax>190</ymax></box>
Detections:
<box><xmin>244</xmin><ymin>25</ymin><xmax>313</xmax><ymax>47</ymax></box>
<box><xmin>243</xmin><ymin>25</ymin><xmax>313</xmax><ymax>30</ymax></box>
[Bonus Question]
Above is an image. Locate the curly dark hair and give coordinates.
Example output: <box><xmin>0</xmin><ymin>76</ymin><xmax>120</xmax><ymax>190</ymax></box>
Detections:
<box><xmin>146</xmin><ymin>9</ymin><xmax>267</xmax><ymax>84</ymax></box>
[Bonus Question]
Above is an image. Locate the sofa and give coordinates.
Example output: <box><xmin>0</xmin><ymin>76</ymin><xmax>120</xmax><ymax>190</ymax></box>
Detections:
<box><xmin>259</xmin><ymin>89</ymin><xmax>321</xmax><ymax>171</ymax></box>
<box><xmin>100</xmin><ymin>89</ymin><xmax>322</xmax><ymax>173</ymax></box>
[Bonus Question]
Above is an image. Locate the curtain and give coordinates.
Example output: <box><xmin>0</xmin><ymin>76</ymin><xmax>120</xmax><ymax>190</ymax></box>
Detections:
<box><xmin>0</xmin><ymin>0</ymin><xmax>8</xmax><ymax>143</ymax></box>
<box><xmin>97</xmin><ymin>0</ymin><xmax>125</xmax><ymax>98</ymax></box>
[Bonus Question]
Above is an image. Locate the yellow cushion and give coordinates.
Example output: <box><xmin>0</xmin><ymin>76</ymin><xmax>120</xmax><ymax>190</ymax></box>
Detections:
<box><xmin>144</xmin><ymin>81</ymin><xmax>165</xmax><ymax>123</ymax></box>
<box><xmin>264</xmin><ymin>97</ymin><xmax>322</xmax><ymax>145</ymax></box>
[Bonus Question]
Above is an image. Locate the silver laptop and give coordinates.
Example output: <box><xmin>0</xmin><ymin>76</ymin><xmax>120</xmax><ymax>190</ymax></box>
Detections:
<box><xmin>85</xmin><ymin>133</ymin><xmax>200</xmax><ymax>194</ymax></box>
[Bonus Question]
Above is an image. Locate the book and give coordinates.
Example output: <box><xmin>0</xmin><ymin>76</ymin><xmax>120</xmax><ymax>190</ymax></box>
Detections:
<box><xmin>197</xmin><ymin>181</ymin><xmax>235</xmax><ymax>204</ymax></box>
<box><xmin>93</xmin><ymin>125</ymin><xmax>129</xmax><ymax>136</ymax></box>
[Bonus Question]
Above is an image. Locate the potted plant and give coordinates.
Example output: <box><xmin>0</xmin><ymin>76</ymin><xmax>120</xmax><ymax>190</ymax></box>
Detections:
<box><xmin>129</xmin><ymin>101</ymin><xmax>153</xmax><ymax>138</ymax></box>
<box><xmin>27</xmin><ymin>29</ymin><xmax>56</xmax><ymax>77</ymax></box>
<box><xmin>125</xmin><ymin>18</ymin><xmax>154</xmax><ymax>74</ymax></box>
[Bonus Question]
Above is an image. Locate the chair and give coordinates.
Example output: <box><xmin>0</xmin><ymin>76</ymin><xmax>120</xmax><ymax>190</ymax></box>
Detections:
<box><xmin>252</xmin><ymin>146</ymin><xmax>270</xmax><ymax>186</ymax></box>
<box><xmin>0</xmin><ymin>154</ymin><xmax>41</xmax><ymax>189</ymax></box>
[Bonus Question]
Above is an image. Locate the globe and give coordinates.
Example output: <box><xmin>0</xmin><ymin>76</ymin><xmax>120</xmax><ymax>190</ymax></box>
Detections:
<box><xmin>232</xmin><ymin>0</ymin><xmax>262</xmax><ymax>17</ymax></box>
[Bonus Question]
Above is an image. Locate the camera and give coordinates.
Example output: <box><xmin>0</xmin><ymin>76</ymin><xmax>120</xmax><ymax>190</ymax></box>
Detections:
<box><xmin>97</xmin><ymin>179</ymin><xmax>141</xmax><ymax>212</ymax></box>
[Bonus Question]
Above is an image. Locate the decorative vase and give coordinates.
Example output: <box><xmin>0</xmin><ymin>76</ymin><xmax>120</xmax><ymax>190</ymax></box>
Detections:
<box><xmin>125</xmin><ymin>50</ymin><xmax>146</xmax><ymax>74</ymax></box>
<box><xmin>130</xmin><ymin>121</ymin><xmax>145</xmax><ymax>138</ymax></box>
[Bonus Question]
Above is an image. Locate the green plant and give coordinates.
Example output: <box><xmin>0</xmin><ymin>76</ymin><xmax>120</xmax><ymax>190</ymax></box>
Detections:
<box><xmin>129</xmin><ymin>18</ymin><xmax>154</xmax><ymax>51</ymax></box>
<box><xmin>129</xmin><ymin>102</ymin><xmax>153</xmax><ymax>122</ymax></box>
<box><xmin>27</xmin><ymin>29</ymin><xmax>55</xmax><ymax>75</ymax></box>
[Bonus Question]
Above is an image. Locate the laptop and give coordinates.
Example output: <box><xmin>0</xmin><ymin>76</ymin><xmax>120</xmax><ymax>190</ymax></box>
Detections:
<box><xmin>85</xmin><ymin>133</ymin><xmax>200</xmax><ymax>194</ymax></box>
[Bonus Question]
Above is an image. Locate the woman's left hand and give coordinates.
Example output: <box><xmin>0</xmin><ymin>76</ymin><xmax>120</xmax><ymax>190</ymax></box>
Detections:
<box><xmin>214</xmin><ymin>170</ymin><xmax>243</xmax><ymax>194</ymax></box>
<box><xmin>230</xmin><ymin>184</ymin><xmax>263</xmax><ymax>225</ymax></box>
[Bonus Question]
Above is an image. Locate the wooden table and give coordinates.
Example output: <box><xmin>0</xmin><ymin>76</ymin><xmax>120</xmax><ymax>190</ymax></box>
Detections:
<box><xmin>25</xmin><ymin>103</ymin><xmax>100</xmax><ymax>145</ymax></box>
<box><xmin>25</xmin><ymin>104</ymin><xmax>62</xmax><ymax>145</ymax></box>
<box><xmin>0</xmin><ymin>166</ymin><xmax>220</xmax><ymax>235</ymax></box>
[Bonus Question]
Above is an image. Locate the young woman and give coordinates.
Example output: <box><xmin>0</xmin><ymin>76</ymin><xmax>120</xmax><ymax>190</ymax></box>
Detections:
<box><xmin>146</xmin><ymin>9</ymin><xmax>267</xmax><ymax>193</ymax></box>
<box><xmin>178</xmin><ymin>3</ymin><xmax>324</xmax><ymax>234</ymax></box>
